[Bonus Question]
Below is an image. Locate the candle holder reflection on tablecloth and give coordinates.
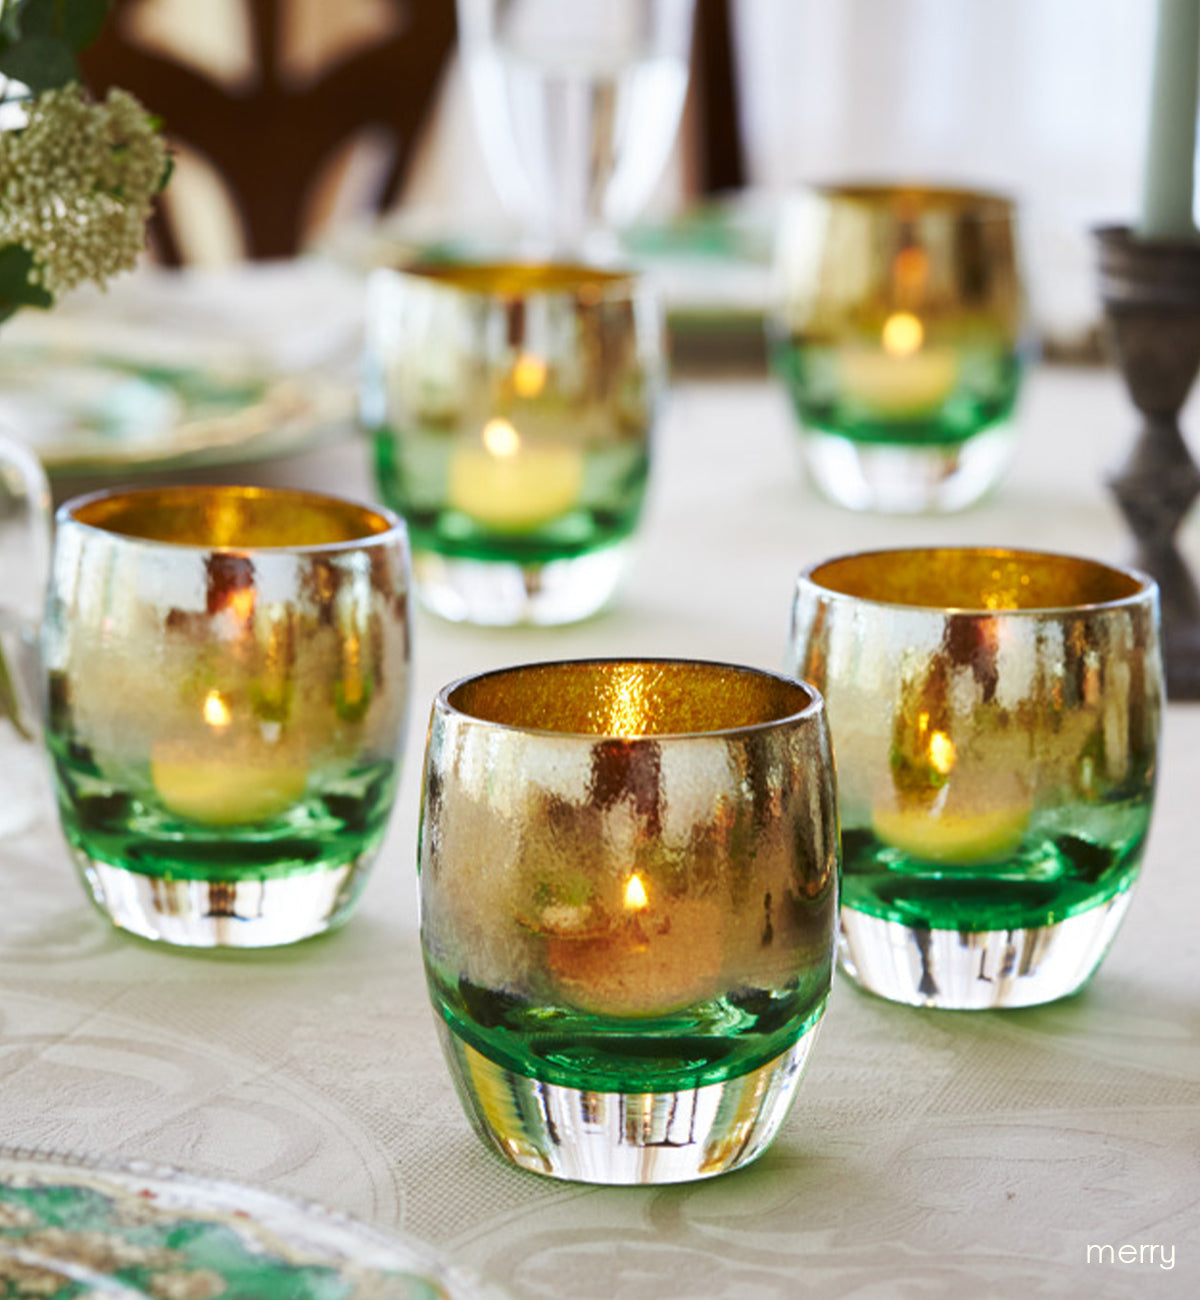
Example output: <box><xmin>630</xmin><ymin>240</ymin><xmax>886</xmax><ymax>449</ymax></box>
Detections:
<box><xmin>419</xmin><ymin>659</ymin><xmax>839</xmax><ymax>1184</ymax></box>
<box><xmin>789</xmin><ymin>547</ymin><xmax>1162</xmax><ymax>1010</ymax></box>
<box><xmin>361</xmin><ymin>261</ymin><xmax>663</xmax><ymax>627</ymax></box>
<box><xmin>43</xmin><ymin>486</ymin><xmax>412</xmax><ymax>948</ymax></box>
<box><xmin>769</xmin><ymin>184</ymin><xmax>1026</xmax><ymax>513</ymax></box>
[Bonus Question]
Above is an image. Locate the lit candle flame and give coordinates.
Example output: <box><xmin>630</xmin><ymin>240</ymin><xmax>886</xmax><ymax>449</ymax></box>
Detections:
<box><xmin>928</xmin><ymin>730</ymin><xmax>955</xmax><ymax>775</ymax></box>
<box><xmin>203</xmin><ymin>690</ymin><xmax>232</xmax><ymax>731</ymax></box>
<box><xmin>623</xmin><ymin>872</ymin><xmax>649</xmax><ymax>911</ymax></box>
<box><xmin>881</xmin><ymin>311</ymin><xmax>924</xmax><ymax>357</ymax></box>
<box><xmin>227</xmin><ymin>585</ymin><xmax>256</xmax><ymax>623</ymax></box>
<box><xmin>481</xmin><ymin>417</ymin><xmax>521</xmax><ymax>459</ymax></box>
<box><xmin>512</xmin><ymin>353</ymin><xmax>548</xmax><ymax>398</ymax></box>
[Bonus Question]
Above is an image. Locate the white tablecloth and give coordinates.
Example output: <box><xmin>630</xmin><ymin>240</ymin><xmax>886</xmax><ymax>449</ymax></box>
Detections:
<box><xmin>3</xmin><ymin>364</ymin><xmax>1198</xmax><ymax>1298</ymax></box>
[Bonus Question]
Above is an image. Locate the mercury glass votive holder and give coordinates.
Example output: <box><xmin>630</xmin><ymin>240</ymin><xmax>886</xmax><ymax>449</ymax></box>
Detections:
<box><xmin>770</xmin><ymin>184</ymin><xmax>1026</xmax><ymax>513</ymax></box>
<box><xmin>43</xmin><ymin>486</ymin><xmax>412</xmax><ymax>948</ymax></box>
<box><xmin>419</xmin><ymin>659</ymin><xmax>839</xmax><ymax>1184</ymax></box>
<box><xmin>361</xmin><ymin>261</ymin><xmax>664</xmax><ymax>626</ymax></box>
<box><xmin>788</xmin><ymin>547</ymin><xmax>1162</xmax><ymax>1009</ymax></box>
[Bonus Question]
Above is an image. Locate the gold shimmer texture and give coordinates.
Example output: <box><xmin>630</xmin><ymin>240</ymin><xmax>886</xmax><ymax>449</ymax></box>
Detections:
<box><xmin>447</xmin><ymin>660</ymin><xmax>817</xmax><ymax>737</ymax></box>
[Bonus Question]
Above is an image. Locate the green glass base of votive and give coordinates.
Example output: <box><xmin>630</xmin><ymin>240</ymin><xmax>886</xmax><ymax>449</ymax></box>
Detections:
<box><xmin>412</xmin><ymin>542</ymin><xmax>632</xmax><ymax>626</ymax></box>
<box><xmin>838</xmin><ymin>890</ymin><xmax>1136</xmax><ymax>1009</ymax></box>
<box><xmin>72</xmin><ymin>849</ymin><xmax>377</xmax><ymax>947</ymax></box>
<box><xmin>50</xmin><ymin>751</ymin><xmax>398</xmax><ymax>947</ymax></box>
<box><xmin>435</xmin><ymin>1017</ymin><xmax>822</xmax><ymax>1184</ymax></box>
<box><xmin>836</xmin><ymin>821</ymin><xmax>1145</xmax><ymax>1005</ymax></box>
<box><xmin>801</xmin><ymin>420</ymin><xmax>1015</xmax><ymax>513</ymax></box>
<box><xmin>372</xmin><ymin>421</ymin><xmax>648</xmax><ymax>625</ymax></box>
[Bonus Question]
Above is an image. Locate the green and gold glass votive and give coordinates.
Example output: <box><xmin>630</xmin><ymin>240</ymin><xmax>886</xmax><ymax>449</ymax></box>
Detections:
<box><xmin>362</xmin><ymin>261</ymin><xmax>663</xmax><ymax>626</ymax></box>
<box><xmin>419</xmin><ymin>659</ymin><xmax>839</xmax><ymax>1184</ymax></box>
<box><xmin>788</xmin><ymin>548</ymin><xmax>1162</xmax><ymax>1009</ymax></box>
<box><xmin>770</xmin><ymin>184</ymin><xmax>1026</xmax><ymax>513</ymax></box>
<box><xmin>43</xmin><ymin>486</ymin><xmax>412</xmax><ymax>948</ymax></box>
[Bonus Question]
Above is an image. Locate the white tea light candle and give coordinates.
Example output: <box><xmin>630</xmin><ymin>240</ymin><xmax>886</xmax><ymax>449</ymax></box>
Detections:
<box><xmin>149</xmin><ymin>690</ymin><xmax>308</xmax><ymax>826</ymax></box>
<box><xmin>839</xmin><ymin>312</ymin><xmax>959</xmax><ymax>417</ymax></box>
<box><xmin>447</xmin><ymin>418</ymin><xmax>583</xmax><ymax>532</ymax></box>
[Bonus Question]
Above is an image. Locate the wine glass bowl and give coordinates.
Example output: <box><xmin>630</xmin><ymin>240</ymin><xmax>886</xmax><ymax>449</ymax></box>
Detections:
<box><xmin>456</xmin><ymin>0</ymin><xmax>695</xmax><ymax>259</ymax></box>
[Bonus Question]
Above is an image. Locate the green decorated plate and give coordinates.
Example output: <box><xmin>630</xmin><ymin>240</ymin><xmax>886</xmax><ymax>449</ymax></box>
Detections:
<box><xmin>0</xmin><ymin>1148</ymin><xmax>504</xmax><ymax>1299</ymax></box>
<box><xmin>0</xmin><ymin>263</ymin><xmax>362</xmax><ymax>476</ymax></box>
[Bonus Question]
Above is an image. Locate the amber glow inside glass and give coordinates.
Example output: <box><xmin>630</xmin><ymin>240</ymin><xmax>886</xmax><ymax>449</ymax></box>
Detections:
<box><xmin>71</xmin><ymin>485</ymin><xmax>396</xmax><ymax>548</ymax></box>
<box><xmin>406</xmin><ymin>261</ymin><xmax>634</xmax><ymax>296</ymax></box>
<box><xmin>789</xmin><ymin>547</ymin><xmax>1162</xmax><ymax>1010</ymax></box>
<box><xmin>447</xmin><ymin>658</ymin><xmax>813</xmax><ymax>735</ymax></box>
<box><xmin>420</xmin><ymin>658</ymin><xmax>839</xmax><ymax>1184</ymax></box>
<box><xmin>808</xmin><ymin>547</ymin><xmax>1144</xmax><ymax>610</ymax></box>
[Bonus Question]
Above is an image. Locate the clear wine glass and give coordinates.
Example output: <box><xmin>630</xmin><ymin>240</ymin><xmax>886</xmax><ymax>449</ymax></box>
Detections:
<box><xmin>456</xmin><ymin>0</ymin><xmax>695</xmax><ymax>260</ymax></box>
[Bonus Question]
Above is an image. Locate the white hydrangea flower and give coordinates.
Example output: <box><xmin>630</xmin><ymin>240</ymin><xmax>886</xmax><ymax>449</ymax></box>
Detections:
<box><xmin>0</xmin><ymin>81</ymin><xmax>168</xmax><ymax>299</ymax></box>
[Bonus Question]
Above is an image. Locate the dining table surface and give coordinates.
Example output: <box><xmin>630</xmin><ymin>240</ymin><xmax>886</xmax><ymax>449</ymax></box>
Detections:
<box><xmin>2</xmin><ymin>292</ymin><xmax>1198</xmax><ymax>1299</ymax></box>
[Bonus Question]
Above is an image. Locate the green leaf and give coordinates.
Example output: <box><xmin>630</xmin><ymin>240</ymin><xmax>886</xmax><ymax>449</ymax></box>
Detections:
<box><xmin>7</xmin><ymin>0</ymin><xmax>110</xmax><ymax>51</ymax></box>
<box><xmin>0</xmin><ymin>244</ymin><xmax>54</xmax><ymax>312</ymax></box>
<box><xmin>0</xmin><ymin>32</ymin><xmax>78</xmax><ymax>89</ymax></box>
<box><xmin>64</xmin><ymin>0</ymin><xmax>111</xmax><ymax>51</ymax></box>
<box><xmin>0</xmin><ymin>2</ymin><xmax>23</xmax><ymax>48</ymax></box>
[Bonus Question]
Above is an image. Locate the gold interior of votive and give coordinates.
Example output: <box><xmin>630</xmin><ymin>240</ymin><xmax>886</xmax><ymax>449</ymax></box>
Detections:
<box><xmin>69</xmin><ymin>486</ymin><xmax>395</xmax><ymax>549</ymax></box>
<box><xmin>818</xmin><ymin>182</ymin><xmax>1015</xmax><ymax>219</ymax></box>
<box><xmin>406</xmin><ymin>261</ymin><xmax>634</xmax><ymax>299</ymax></box>
<box><xmin>809</xmin><ymin>548</ymin><xmax>1145</xmax><ymax>612</ymax></box>
<box><xmin>447</xmin><ymin>660</ymin><xmax>816</xmax><ymax>737</ymax></box>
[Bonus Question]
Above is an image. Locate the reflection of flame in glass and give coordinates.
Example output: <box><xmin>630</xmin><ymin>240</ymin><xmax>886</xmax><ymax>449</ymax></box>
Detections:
<box><xmin>342</xmin><ymin>633</ymin><xmax>363</xmax><ymax>706</ymax></box>
<box><xmin>209</xmin><ymin>499</ymin><xmax>247</xmax><ymax>549</ymax></box>
<box><xmin>881</xmin><ymin>311</ymin><xmax>924</xmax><ymax>357</ymax></box>
<box><xmin>203</xmin><ymin>690</ymin><xmax>232</xmax><ymax>730</ymax></box>
<box><xmin>981</xmin><ymin>566</ymin><xmax>1033</xmax><ymax>610</ymax></box>
<box><xmin>608</xmin><ymin>668</ymin><xmax>652</xmax><ymax>736</ymax></box>
<box><xmin>227</xmin><ymin>585</ymin><xmax>255</xmax><ymax>622</ymax></box>
<box><xmin>893</xmin><ymin>245</ymin><xmax>929</xmax><ymax>290</ymax></box>
<box><xmin>481</xmin><ymin>417</ymin><xmax>521</xmax><ymax>458</ymax></box>
<box><xmin>512</xmin><ymin>353</ymin><xmax>548</xmax><ymax>398</ymax></box>
<box><xmin>624</xmin><ymin>872</ymin><xmax>648</xmax><ymax>911</ymax></box>
<box><xmin>928</xmin><ymin>730</ymin><xmax>955</xmax><ymax>775</ymax></box>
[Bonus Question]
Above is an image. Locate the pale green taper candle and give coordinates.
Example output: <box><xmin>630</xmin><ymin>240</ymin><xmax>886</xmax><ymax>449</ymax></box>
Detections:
<box><xmin>1139</xmin><ymin>0</ymin><xmax>1200</xmax><ymax>240</ymax></box>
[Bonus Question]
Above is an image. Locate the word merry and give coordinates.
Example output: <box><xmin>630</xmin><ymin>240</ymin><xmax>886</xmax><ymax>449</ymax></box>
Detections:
<box><xmin>1086</xmin><ymin>1243</ymin><xmax>1175</xmax><ymax>1271</ymax></box>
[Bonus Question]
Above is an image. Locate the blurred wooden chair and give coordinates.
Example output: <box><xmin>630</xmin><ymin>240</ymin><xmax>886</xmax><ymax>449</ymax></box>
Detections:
<box><xmin>690</xmin><ymin>0</ymin><xmax>746</xmax><ymax>196</ymax></box>
<box><xmin>80</xmin><ymin>0</ymin><xmax>743</xmax><ymax>265</ymax></box>
<box><xmin>81</xmin><ymin>0</ymin><xmax>457</xmax><ymax>264</ymax></box>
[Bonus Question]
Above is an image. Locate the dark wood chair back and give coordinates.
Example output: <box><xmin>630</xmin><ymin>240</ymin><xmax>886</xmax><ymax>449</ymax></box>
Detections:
<box><xmin>81</xmin><ymin>0</ymin><xmax>457</xmax><ymax>263</ymax></box>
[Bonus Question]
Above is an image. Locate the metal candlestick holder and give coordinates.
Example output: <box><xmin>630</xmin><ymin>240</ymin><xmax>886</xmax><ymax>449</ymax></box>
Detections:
<box><xmin>1095</xmin><ymin>225</ymin><xmax>1200</xmax><ymax>699</ymax></box>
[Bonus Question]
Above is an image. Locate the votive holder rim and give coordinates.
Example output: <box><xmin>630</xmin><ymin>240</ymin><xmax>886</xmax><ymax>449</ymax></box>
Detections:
<box><xmin>433</xmin><ymin>656</ymin><xmax>824</xmax><ymax>742</ymax></box>
<box><xmin>796</xmin><ymin>545</ymin><xmax>1157</xmax><ymax>617</ymax></box>
<box><xmin>57</xmin><ymin>484</ymin><xmax>409</xmax><ymax>558</ymax></box>
<box><xmin>792</xmin><ymin>179</ymin><xmax>1018</xmax><ymax>218</ymax></box>
<box><xmin>376</xmin><ymin>258</ymin><xmax>643</xmax><ymax>304</ymax></box>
